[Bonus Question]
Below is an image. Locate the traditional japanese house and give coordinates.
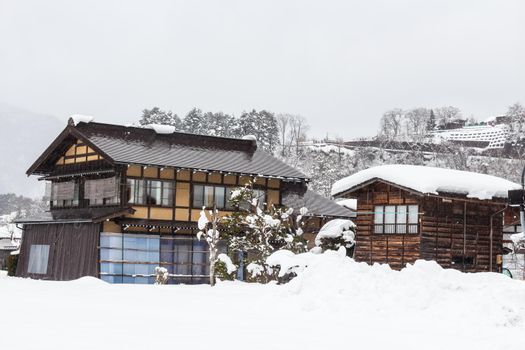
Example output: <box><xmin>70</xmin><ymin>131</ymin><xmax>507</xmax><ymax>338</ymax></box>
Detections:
<box><xmin>331</xmin><ymin>164</ymin><xmax>521</xmax><ymax>272</ymax></box>
<box><xmin>16</xmin><ymin>118</ymin><xmax>352</xmax><ymax>283</ymax></box>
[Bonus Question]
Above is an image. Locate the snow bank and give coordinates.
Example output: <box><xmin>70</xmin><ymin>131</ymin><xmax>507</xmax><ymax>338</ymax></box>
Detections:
<box><xmin>2</xmin><ymin>253</ymin><xmax>525</xmax><ymax>350</ymax></box>
<box><xmin>146</xmin><ymin>124</ymin><xmax>176</xmax><ymax>134</ymax></box>
<box><xmin>285</xmin><ymin>251</ymin><xmax>525</xmax><ymax>330</ymax></box>
<box><xmin>331</xmin><ymin>164</ymin><xmax>521</xmax><ymax>200</ymax></box>
<box><xmin>70</xmin><ymin>114</ymin><xmax>95</xmax><ymax>125</ymax></box>
<box><xmin>314</xmin><ymin>219</ymin><xmax>355</xmax><ymax>247</ymax></box>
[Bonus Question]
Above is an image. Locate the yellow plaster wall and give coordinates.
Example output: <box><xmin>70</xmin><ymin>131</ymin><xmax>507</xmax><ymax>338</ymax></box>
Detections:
<box><xmin>160</xmin><ymin>168</ymin><xmax>175</xmax><ymax>180</ymax></box>
<box><xmin>177</xmin><ymin>170</ymin><xmax>191</xmax><ymax>181</ymax></box>
<box><xmin>176</xmin><ymin>182</ymin><xmax>190</xmax><ymax>207</ymax></box>
<box><xmin>175</xmin><ymin>208</ymin><xmax>189</xmax><ymax>221</ymax></box>
<box><xmin>268</xmin><ymin>179</ymin><xmax>280</xmax><ymax>189</ymax></box>
<box><xmin>208</xmin><ymin>173</ymin><xmax>221</xmax><ymax>183</ymax></box>
<box><xmin>193</xmin><ymin>172</ymin><xmax>206</xmax><ymax>182</ymax></box>
<box><xmin>127</xmin><ymin>165</ymin><xmax>142</xmax><ymax>177</ymax></box>
<box><xmin>127</xmin><ymin>206</ymin><xmax>148</xmax><ymax>219</ymax></box>
<box><xmin>150</xmin><ymin>207</ymin><xmax>173</xmax><ymax>220</ymax></box>
<box><xmin>268</xmin><ymin>190</ymin><xmax>280</xmax><ymax>207</ymax></box>
<box><xmin>103</xmin><ymin>221</ymin><xmax>121</xmax><ymax>233</ymax></box>
<box><xmin>143</xmin><ymin>167</ymin><xmax>158</xmax><ymax>178</ymax></box>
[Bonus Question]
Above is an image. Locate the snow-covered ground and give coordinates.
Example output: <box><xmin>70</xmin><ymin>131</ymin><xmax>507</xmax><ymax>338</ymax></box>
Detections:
<box><xmin>2</xmin><ymin>252</ymin><xmax>524</xmax><ymax>350</ymax></box>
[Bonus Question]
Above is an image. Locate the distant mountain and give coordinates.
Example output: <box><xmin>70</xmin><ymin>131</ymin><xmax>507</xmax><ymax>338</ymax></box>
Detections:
<box><xmin>0</xmin><ymin>104</ymin><xmax>64</xmax><ymax>197</ymax></box>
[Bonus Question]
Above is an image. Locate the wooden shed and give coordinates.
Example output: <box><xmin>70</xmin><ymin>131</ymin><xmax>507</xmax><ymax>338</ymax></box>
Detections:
<box><xmin>331</xmin><ymin>164</ymin><xmax>521</xmax><ymax>272</ymax></box>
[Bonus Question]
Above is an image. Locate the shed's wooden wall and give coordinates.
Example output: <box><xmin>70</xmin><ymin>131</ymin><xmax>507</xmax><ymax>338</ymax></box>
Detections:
<box><xmin>419</xmin><ymin>197</ymin><xmax>503</xmax><ymax>272</ymax></box>
<box><xmin>343</xmin><ymin>181</ymin><xmax>505</xmax><ymax>272</ymax></box>
<box><xmin>351</xmin><ymin>182</ymin><xmax>421</xmax><ymax>270</ymax></box>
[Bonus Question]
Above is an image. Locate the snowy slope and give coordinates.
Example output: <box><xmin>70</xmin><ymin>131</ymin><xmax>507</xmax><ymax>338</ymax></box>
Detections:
<box><xmin>0</xmin><ymin>104</ymin><xmax>63</xmax><ymax>197</ymax></box>
<box><xmin>1</xmin><ymin>253</ymin><xmax>524</xmax><ymax>350</ymax></box>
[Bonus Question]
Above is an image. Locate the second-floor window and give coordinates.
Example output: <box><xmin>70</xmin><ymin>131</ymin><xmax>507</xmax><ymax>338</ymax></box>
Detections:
<box><xmin>127</xmin><ymin>179</ymin><xmax>174</xmax><ymax>207</ymax></box>
<box><xmin>85</xmin><ymin>177</ymin><xmax>120</xmax><ymax>206</ymax></box>
<box><xmin>374</xmin><ymin>205</ymin><xmax>418</xmax><ymax>234</ymax></box>
<box><xmin>51</xmin><ymin>181</ymin><xmax>79</xmax><ymax>207</ymax></box>
<box><xmin>192</xmin><ymin>185</ymin><xmax>266</xmax><ymax>210</ymax></box>
<box><xmin>193</xmin><ymin>185</ymin><xmax>231</xmax><ymax>210</ymax></box>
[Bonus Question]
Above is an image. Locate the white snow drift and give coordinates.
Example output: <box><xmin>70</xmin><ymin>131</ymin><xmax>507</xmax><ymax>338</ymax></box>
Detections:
<box><xmin>331</xmin><ymin>164</ymin><xmax>521</xmax><ymax>200</ymax></box>
<box><xmin>2</xmin><ymin>252</ymin><xmax>525</xmax><ymax>350</ymax></box>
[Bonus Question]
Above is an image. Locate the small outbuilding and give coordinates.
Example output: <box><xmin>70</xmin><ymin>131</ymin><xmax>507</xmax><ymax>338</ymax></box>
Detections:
<box><xmin>331</xmin><ymin>164</ymin><xmax>521</xmax><ymax>272</ymax></box>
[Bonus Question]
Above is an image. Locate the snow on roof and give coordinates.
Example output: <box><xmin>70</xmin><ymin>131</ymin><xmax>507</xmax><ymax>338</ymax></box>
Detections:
<box><xmin>335</xmin><ymin>198</ymin><xmax>357</xmax><ymax>211</ymax></box>
<box><xmin>331</xmin><ymin>164</ymin><xmax>521</xmax><ymax>200</ymax></box>
<box><xmin>145</xmin><ymin>124</ymin><xmax>176</xmax><ymax>134</ymax></box>
<box><xmin>70</xmin><ymin>114</ymin><xmax>95</xmax><ymax>126</ymax></box>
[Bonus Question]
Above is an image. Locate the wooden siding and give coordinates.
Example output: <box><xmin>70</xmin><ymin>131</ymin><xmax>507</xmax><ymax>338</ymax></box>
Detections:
<box><xmin>343</xmin><ymin>181</ymin><xmax>505</xmax><ymax>272</ymax></box>
<box><xmin>16</xmin><ymin>223</ymin><xmax>100</xmax><ymax>280</ymax></box>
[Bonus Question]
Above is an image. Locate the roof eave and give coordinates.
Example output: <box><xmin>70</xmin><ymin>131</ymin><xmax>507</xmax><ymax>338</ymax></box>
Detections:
<box><xmin>26</xmin><ymin>123</ymin><xmax>116</xmax><ymax>176</ymax></box>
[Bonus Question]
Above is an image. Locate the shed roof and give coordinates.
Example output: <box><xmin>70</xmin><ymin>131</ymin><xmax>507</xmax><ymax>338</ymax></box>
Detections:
<box><xmin>331</xmin><ymin>164</ymin><xmax>521</xmax><ymax>201</ymax></box>
<box><xmin>28</xmin><ymin>120</ymin><xmax>308</xmax><ymax>180</ymax></box>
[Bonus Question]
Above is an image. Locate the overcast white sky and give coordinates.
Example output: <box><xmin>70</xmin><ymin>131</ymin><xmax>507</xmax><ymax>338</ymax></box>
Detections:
<box><xmin>1</xmin><ymin>0</ymin><xmax>524</xmax><ymax>139</ymax></box>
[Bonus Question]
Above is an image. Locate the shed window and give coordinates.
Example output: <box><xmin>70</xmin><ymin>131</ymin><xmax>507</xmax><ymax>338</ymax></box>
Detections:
<box><xmin>374</xmin><ymin>205</ymin><xmax>419</xmax><ymax>234</ymax></box>
<box><xmin>27</xmin><ymin>244</ymin><xmax>50</xmax><ymax>274</ymax></box>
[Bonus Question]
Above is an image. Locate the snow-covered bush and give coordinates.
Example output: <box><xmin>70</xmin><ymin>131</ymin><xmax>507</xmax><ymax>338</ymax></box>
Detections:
<box><xmin>154</xmin><ymin>266</ymin><xmax>169</xmax><ymax>285</ymax></box>
<box><xmin>214</xmin><ymin>253</ymin><xmax>237</xmax><ymax>281</ymax></box>
<box><xmin>223</xmin><ymin>181</ymin><xmax>308</xmax><ymax>283</ymax></box>
<box><xmin>315</xmin><ymin>219</ymin><xmax>356</xmax><ymax>255</ymax></box>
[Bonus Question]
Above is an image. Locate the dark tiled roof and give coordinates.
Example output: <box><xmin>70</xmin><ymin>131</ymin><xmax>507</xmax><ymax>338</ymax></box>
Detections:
<box><xmin>69</xmin><ymin>122</ymin><xmax>306</xmax><ymax>179</ymax></box>
<box><xmin>282</xmin><ymin>189</ymin><xmax>354</xmax><ymax>218</ymax></box>
<box><xmin>15</xmin><ymin>207</ymin><xmax>134</xmax><ymax>224</ymax></box>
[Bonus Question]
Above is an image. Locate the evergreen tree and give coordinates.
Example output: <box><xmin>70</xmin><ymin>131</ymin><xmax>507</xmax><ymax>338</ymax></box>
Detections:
<box><xmin>238</xmin><ymin>110</ymin><xmax>279</xmax><ymax>153</ymax></box>
<box><xmin>182</xmin><ymin>108</ymin><xmax>207</xmax><ymax>134</ymax></box>
<box><xmin>427</xmin><ymin>109</ymin><xmax>436</xmax><ymax>131</ymax></box>
<box><xmin>139</xmin><ymin>107</ymin><xmax>181</xmax><ymax>129</ymax></box>
<box><xmin>203</xmin><ymin>112</ymin><xmax>239</xmax><ymax>138</ymax></box>
<box><xmin>222</xmin><ymin>181</ymin><xmax>308</xmax><ymax>283</ymax></box>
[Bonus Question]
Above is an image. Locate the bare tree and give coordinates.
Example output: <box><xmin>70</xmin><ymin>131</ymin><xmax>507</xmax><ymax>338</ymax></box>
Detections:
<box><xmin>405</xmin><ymin>108</ymin><xmax>431</xmax><ymax>140</ymax></box>
<box><xmin>288</xmin><ymin>115</ymin><xmax>310</xmax><ymax>155</ymax></box>
<box><xmin>434</xmin><ymin>106</ymin><xmax>462</xmax><ymax>128</ymax></box>
<box><xmin>379</xmin><ymin>109</ymin><xmax>404</xmax><ymax>140</ymax></box>
<box><xmin>276</xmin><ymin>114</ymin><xmax>291</xmax><ymax>156</ymax></box>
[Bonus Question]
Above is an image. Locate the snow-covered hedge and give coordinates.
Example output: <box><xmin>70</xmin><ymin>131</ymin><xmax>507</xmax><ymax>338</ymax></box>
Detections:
<box><xmin>315</xmin><ymin>219</ymin><xmax>356</xmax><ymax>253</ymax></box>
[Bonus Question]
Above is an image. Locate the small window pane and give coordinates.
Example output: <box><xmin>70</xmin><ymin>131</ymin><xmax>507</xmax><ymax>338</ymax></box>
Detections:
<box><xmin>215</xmin><ymin>187</ymin><xmax>226</xmax><ymax>209</ymax></box>
<box><xmin>100</xmin><ymin>233</ymin><xmax>123</xmax><ymax>249</ymax></box>
<box><xmin>397</xmin><ymin>205</ymin><xmax>407</xmax><ymax>233</ymax></box>
<box><xmin>374</xmin><ymin>206</ymin><xmax>383</xmax><ymax>224</ymax></box>
<box><xmin>384</xmin><ymin>205</ymin><xmax>396</xmax><ymax>224</ymax></box>
<box><xmin>204</xmin><ymin>186</ymin><xmax>214</xmax><ymax>208</ymax></box>
<box><xmin>148</xmin><ymin>181</ymin><xmax>162</xmax><ymax>205</ymax></box>
<box><xmin>408</xmin><ymin>205</ymin><xmax>419</xmax><ymax>224</ymax></box>
<box><xmin>161</xmin><ymin>182</ymin><xmax>174</xmax><ymax>207</ymax></box>
<box><xmin>193</xmin><ymin>185</ymin><xmax>204</xmax><ymax>208</ymax></box>
<box><xmin>27</xmin><ymin>245</ymin><xmax>50</xmax><ymax>274</ymax></box>
<box><xmin>100</xmin><ymin>248</ymin><xmax>123</xmax><ymax>261</ymax></box>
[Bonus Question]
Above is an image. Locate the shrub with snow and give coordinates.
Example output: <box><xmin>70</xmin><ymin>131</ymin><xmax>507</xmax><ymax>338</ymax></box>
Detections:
<box><xmin>223</xmin><ymin>180</ymin><xmax>308</xmax><ymax>283</ymax></box>
<box><xmin>214</xmin><ymin>253</ymin><xmax>237</xmax><ymax>281</ymax></box>
<box><xmin>154</xmin><ymin>266</ymin><xmax>169</xmax><ymax>285</ymax></box>
<box><xmin>315</xmin><ymin>219</ymin><xmax>356</xmax><ymax>255</ymax></box>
